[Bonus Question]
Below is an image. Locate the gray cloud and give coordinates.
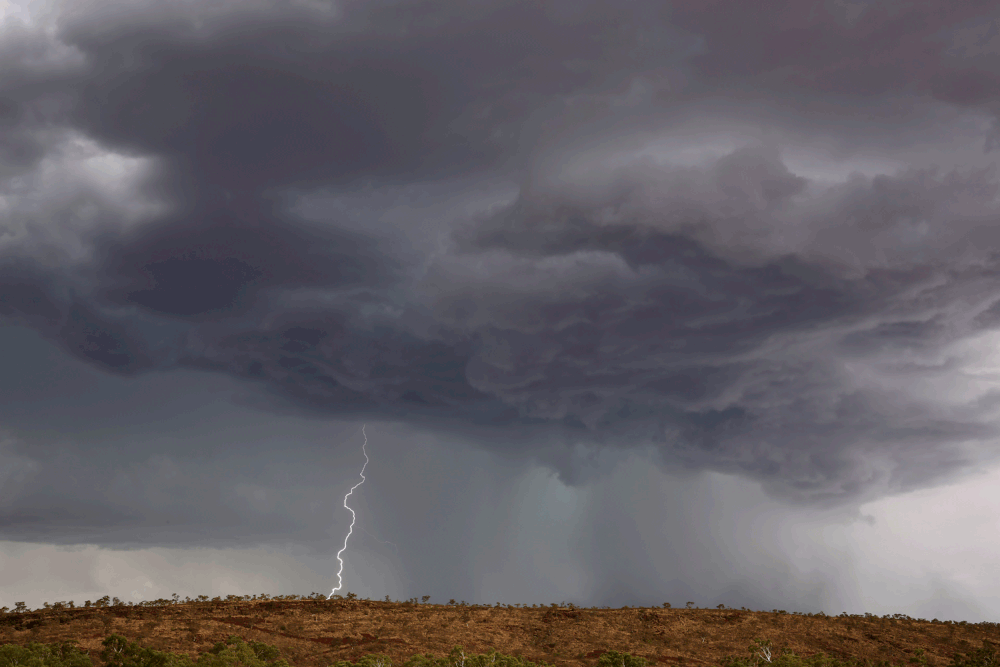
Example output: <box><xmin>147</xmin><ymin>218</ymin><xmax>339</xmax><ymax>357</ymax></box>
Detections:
<box><xmin>2</xmin><ymin>0</ymin><xmax>1000</xmax><ymax>620</ymax></box>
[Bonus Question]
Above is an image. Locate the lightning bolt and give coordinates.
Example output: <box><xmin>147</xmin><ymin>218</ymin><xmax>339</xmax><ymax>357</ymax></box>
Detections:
<box><xmin>329</xmin><ymin>424</ymin><xmax>370</xmax><ymax>600</ymax></box>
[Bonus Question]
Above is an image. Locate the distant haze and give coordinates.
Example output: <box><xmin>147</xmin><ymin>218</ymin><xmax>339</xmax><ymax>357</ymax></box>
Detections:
<box><xmin>1</xmin><ymin>0</ymin><xmax>1000</xmax><ymax>623</ymax></box>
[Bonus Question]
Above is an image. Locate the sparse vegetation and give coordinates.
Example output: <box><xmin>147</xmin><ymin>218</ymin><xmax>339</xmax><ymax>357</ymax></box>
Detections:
<box><xmin>0</xmin><ymin>595</ymin><xmax>998</xmax><ymax>667</ymax></box>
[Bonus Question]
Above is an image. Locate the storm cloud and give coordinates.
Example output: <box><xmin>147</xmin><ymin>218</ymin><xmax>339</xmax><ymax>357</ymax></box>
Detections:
<box><xmin>2</xmin><ymin>0</ymin><xmax>1000</xmax><ymax>621</ymax></box>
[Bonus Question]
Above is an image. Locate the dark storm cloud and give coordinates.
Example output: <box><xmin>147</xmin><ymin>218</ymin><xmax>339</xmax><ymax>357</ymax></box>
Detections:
<box><xmin>665</xmin><ymin>0</ymin><xmax>1000</xmax><ymax>144</ymax></box>
<box><xmin>19</xmin><ymin>0</ymin><xmax>698</xmax><ymax>194</ymax></box>
<box><xmin>2</xmin><ymin>0</ymin><xmax>1000</xmax><ymax>551</ymax></box>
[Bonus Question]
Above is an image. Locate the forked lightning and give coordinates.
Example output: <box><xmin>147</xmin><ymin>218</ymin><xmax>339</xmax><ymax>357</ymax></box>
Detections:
<box><xmin>329</xmin><ymin>424</ymin><xmax>370</xmax><ymax>599</ymax></box>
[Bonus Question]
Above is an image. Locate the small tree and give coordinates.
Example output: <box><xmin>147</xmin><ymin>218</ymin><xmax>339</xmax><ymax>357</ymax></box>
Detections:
<box><xmin>14</xmin><ymin>602</ymin><xmax>28</xmax><ymax>613</ymax></box>
<box><xmin>199</xmin><ymin>635</ymin><xmax>290</xmax><ymax>667</ymax></box>
<box><xmin>422</xmin><ymin>596</ymin><xmax>431</xmax><ymax>604</ymax></box>
<box><xmin>749</xmin><ymin>639</ymin><xmax>773</xmax><ymax>666</ymax></box>
<box><xmin>101</xmin><ymin>633</ymin><xmax>197</xmax><ymax>667</ymax></box>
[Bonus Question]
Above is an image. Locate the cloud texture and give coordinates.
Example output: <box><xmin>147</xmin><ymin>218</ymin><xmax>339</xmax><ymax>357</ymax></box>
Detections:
<box><xmin>2</xmin><ymin>0</ymin><xmax>1000</xmax><ymax>620</ymax></box>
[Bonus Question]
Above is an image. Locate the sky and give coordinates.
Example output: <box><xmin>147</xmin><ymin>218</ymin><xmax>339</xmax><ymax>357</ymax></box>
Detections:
<box><xmin>2</xmin><ymin>0</ymin><xmax>1000</xmax><ymax>624</ymax></box>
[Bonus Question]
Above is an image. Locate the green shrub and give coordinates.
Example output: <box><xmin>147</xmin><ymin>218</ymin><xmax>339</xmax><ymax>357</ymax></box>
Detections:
<box><xmin>594</xmin><ymin>651</ymin><xmax>648</xmax><ymax>667</ymax></box>
<box><xmin>197</xmin><ymin>636</ymin><xmax>288</xmax><ymax>667</ymax></box>
<box><xmin>100</xmin><ymin>634</ymin><xmax>288</xmax><ymax>667</ymax></box>
<box><xmin>399</xmin><ymin>646</ymin><xmax>558</xmax><ymax>667</ymax></box>
<box><xmin>0</xmin><ymin>640</ymin><xmax>93</xmax><ymax>667</ymax></box>
<box><xmin>949</xmin><ymin>639</ymin><xmax>998</xmax><ymax>667</ymax></box>
<box><xmin>101</xmin><ymin>635</ymin><xmax>194</xmax><ymax>667</ymax></box>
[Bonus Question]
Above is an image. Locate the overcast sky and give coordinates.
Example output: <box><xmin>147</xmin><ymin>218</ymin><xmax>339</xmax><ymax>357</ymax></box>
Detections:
<box><xmin>2</xmin><ymin>0</ymin><xmax>1000</xmax><ymax>624</ymax></box>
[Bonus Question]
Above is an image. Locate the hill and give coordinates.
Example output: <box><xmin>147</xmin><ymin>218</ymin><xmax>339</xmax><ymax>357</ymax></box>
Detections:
<box><xmin>2</xmin><ymin>594</ymin><xmax>999</xmax><ymax>667</ymax></box>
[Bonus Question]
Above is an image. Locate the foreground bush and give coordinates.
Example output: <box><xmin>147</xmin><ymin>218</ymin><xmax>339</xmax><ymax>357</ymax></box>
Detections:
<box><xmin>99</xmin><ymin>634</ymin><xmax>291</xmax><ymax>667</ymax></box>
<box><xmin>0</xmin><ymin>640</ymin><xmax>93</xmax><ymax>667</ymax></box>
